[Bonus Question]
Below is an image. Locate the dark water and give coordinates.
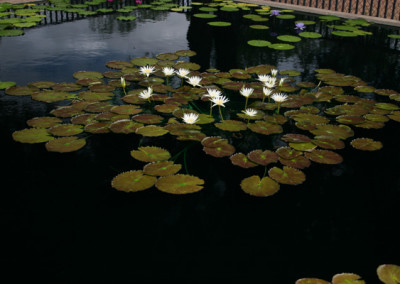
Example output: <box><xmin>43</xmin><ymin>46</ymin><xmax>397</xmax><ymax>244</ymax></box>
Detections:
<box><xmin>1</xmin><ymin>2</ymin><xmax>399</xmax><ymax>282</ymax></box>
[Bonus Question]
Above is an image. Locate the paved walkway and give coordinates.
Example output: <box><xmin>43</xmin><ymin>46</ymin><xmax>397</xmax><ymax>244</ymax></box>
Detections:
<box><xmin>1</xmin><ymin>0</ymin><xmax>399</xmax><ymax>27</ymax></box>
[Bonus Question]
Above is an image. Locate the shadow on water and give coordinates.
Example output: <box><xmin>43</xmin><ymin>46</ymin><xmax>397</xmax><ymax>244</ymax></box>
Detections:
<box><xmin>1</xmin><ymin>1</ymin><xmax>399</xmax><ymax>282</ymax></box>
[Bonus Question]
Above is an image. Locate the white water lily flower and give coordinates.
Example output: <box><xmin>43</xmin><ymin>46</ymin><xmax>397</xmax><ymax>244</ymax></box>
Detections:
<box><xmin>279</xmin><ymin>77</ymin><xmax>286</xmax><ymax>86</ymax></box>
<box><xmin>175</xmin><ymin>68</ymin><xmax>190</xmax><ymax>78</ymax></box>
<box><xmin>264</xmin><ymin>77</ymin><xmax>277</xmax><ymax>88</ymax></box>
<box><xmin>271</xmin><ymin>69</ymin><xmax>278</xmax><ymax>77</ymax></box>
<box><xmin>182</xmin><ymin>113</ymin><xmax>199</xmax><ymax>124</ymax></box>
<box><xmin>211</xmin><ymin>95</ymin><xmax>229</xmax><ymax>108</ymax></box>
<box><xmin>187</xmin><ymin>76</ymin><xmax>202</xmax><ymax>87</ymax></box>
<box><xmin>162</xmin><ymin>67</ymin><xmax>175</xmax><ymax>76</ymax></box>
<box><xmin>138</xmin><ymin>87</ymin><xmax>153</xmax><ymax>100</ymax></box>
<box><xmin>120</xmin><ymin>77</ymin><xmax>126</xmax><ymax>88</ymax></box>
<box><xmin>205</xmin><ymin>88</ymin><xmax>222</xmax><ymax>99</ymax></box>
<box><xmin>242</xmin><ymin>108</ymin><xmax>257</xmax><ymax>117</ymax></box>
<box><xmin>263</xmin><ymin>87</ymin><xmax>273</xmax><ymax>97</ymax></box>
<box><xmin>271</xmin><ymin>93</ymin><xmax>288</xmax><ymax>103</ymax></box>
<box><xmin>240</xmin><ymin>87</ymin><xmax>254</xmax><ymax>98</ymax></box>
<box><xmin>139</xmin><ymin>65</ymin><xmax>156</xmax><ymax>77</ymax></box>
<box><xmin>257</xmin><ymin>74</ymin><xmax>272</xmax><ymax>84</ymax></box>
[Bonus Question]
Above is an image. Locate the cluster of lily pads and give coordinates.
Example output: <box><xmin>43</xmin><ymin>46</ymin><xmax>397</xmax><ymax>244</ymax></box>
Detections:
<box><xmin>295</xmin><ymin>263</ymin><xmax>400</xmax><ymax>284</ymax></box>
<box><xmin>2</xmin><ymin>47</ymin><xmax>400</xmax><ymax>196</ymax></box>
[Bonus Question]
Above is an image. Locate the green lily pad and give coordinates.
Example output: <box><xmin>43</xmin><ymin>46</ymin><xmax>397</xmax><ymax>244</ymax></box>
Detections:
<box><xmin>45</xmin><ymin>136</ymin><xmax>86</xmax><ymax>153</ymax></box>
<box><xmin>175</xmin><ymin>49</ymin><xmax>197</xmax><ymax>57</ymax></box>
<box><xmin>377</xmin><ymin>264</ymin><xmax>400</xmax><ymax>284</ymax></box>
<box><xmin>240</xmin><ymin>176</ymin><xmax>280</xmax><ymax>197</ymax></box>
<box><xmin>350</xmin><ymin>138</ymin><xmax>382</xmax><ymax>151</ymax></box>
<box><xmin>72</xmin><ymin>71</ymin><xmax>103</xmax><ymax>80</ymax></box>
<box><xmin>12</xmin><ymin>128</ymin><xmax>54</xmax><ymax>144</ymax></box>
<box><xmin>289</xmin><ymin>142</ymin><xmax>316</xmax><ymax>152</ymax></box>
<box><xmin>248</xmin><ymin>121</ymin><xmax>283</xmax><ymax>135</ymax></box>
<box><xmin>132</xmin><ymin>114</ymin><xmax>164</xmax><ymax>124</ymax></box>
<box><xmin>230</xmin><ymin>153</ymin><xmax>258</xmax><ymax>168</ymax></box>
<box><xmin>199</xmin><ymin>7</ymin><xmax>218</xmax><ymax>12</ymax></box>
<box><xmin>214</xmin><ymin>120</ymin><xmax>247</xmax><ymax>131</ymax></box>
<box><xmin>298</xmin><ymin>32</ymin><xmax>322</xmax><ymax>38</ymax></box>
<box><xmin>78</xmin><ymin>91</ymin><xmax>114</xmax><ymax>101</ymax></box>
<box><xmin>202</xmin><ymin>137</ymin><xmax>235</xmax><ymax>158</ymax></box>
<box><xmin>155</xmin><ymin>52</ymin><xmax>179</xmax><ymax>61</ymax></box>
<box><xmin>48</xmin><ymin>124</ymin><xmax>84</xmax><ymax>136</ymax></box>
<box><xmin>135</xmin><ymin>125</ymin><xmax>169</xmax><ymax>137</ymax></box>
<box><xmin>331</xmin><ymin>273</ymin><xmax>365</xmax><ymax>284</ymax></box>
<box><xmin>276</xmin><ymin>147</ymin><xmax>302</xmax><ymax>159</ymax></box>
<box><xmin>130</xmin><ymin>146</ymin><xmax>171</xmax><ymax>162</ymax></box>
<box><xmin>84</xmin><ymin>102</ymin><xmax>114</xmax><ymax>113</ymax></box>
<box><xmin>249</xmin><ymin>25</ymin><xmax>269</xmax><ymax>29</ymax></box>
<box><xmin>31</xmin><ymin>90</ymin><xmax>76</xmax><ymax>103</ymax></box>
<box><xmin>269</xmin><ymin>43</ymin><xmax>295</xmax><ymax>50</ymax></box>
<box><xmin>309</xmin><ymin>124</ymin><xmax>354</xmax><ymax>140</ymax></box>
<box><xmin>388</xmin><ymin>34</ymin><xmax>400</xmax><ymax>39</ymax></box>
<box><xmin>332</xmin><ymin>30</ymin><xmax>358</xmax><ymax>37</ymax></box>
<box><xmin>0</xmin><ymin>29</ymin><xmax>24</xmax><ymax>37</ymax></box>
<box><xmin>84</xmin><ymin>122</ymin><xmax>111</xmax><ymax>134</ymax></box>
<box><xmin>296</xmin><ymin>278</ymin><xmax>330</xmax><ymax>284</ymax></box>
<box><xmin>207</xmin><ymin>21</ymin><xmax>231</xmax><ymax>27</ymax></box>
<box><xmin>109</xmin><ymin>120</ymin><xmax>143</xmax><ymax>134</ymax></box>
<box><xmin>106</xmin><ymin>60</ymin><xmax>133</xmax><ymax>69</ymax></box>
<box><xmin>247</xmin><ymin>150</ymin><xmax>279</xmax><ymax>166</ymax></box>
<box><xmin>336</xmin><ymin>115</ymin><xmax>365</xmax><ymax>125</ymax></box>
<box><xmin>155</xmin><ymin>174</ymin><xmax>204</xmax><ymax>194</ymax></box>
<box><xmin>281</xmin><ymin>134</ymin><xmax>312</xmax><ymax>143</ymax></box>
<box><xmin>52</xmin><ymin>82</ymin><xmax>82</xmax><ymax>92</ymax></box>
<box><xmin>220</xmin><ymin>7</ymin><xmax>239</xmax><ymax>12</ymax></box>
<box><xmin>143</xmin><ymin>161</ymin><xmax>182</xmax><ymax>176</ymax></box>
<box><xmin>117</xmin><ymin>16</ymin><xmax>137</xmax><ymax>21</ymax></box>
<box><xmin>279</xmin><ymin>155</ymin><xmax>311</xmax><ymax>169</ymax></box>
<box><xmin>111</xmin><ymin>170</ymin><xmax>157</xmax><ymax>192</ymax></box>
<box><xmin>5</xmin><ymin>86</ymin><xmax>37</xmax><ymax>96</ymax></box>
<box><xmin>375</xmin><ymin>103</ymin><xmax>399</xmax><ymax>111</ymax></box>
<box><xmin>268</xmin><ymin>166</ymin><xmax>306</xmax><ymax>185</ymax></box>
<box><xmin>319</xmin><ymin>15</ymin><xmax>341</xmax><ymax>21</ymax></box>
<box><xmin>247</xmin><ymin>40</ymin><xmax>271</xmax><ymax>47</ymax></box>
<box><xmin>304</xmin><ymin>149</ymin><xmax>343</xmax><ymax>164</ymax></box>
<box><xmin>277</xmin><ymin>14</ymin><xmax>295</xmax><ymax>19</ymax></box>
<box><xmin>13</xmin><ymin>22</ymin><xmax>37</xmax><ymax>28</ymax></box>
<box><xmin>0</xmin><ymin>81</ymin><xmax>16</xmax><ymax>89</ymax></box>
<box><xmin>312</xmin><ymin>135</ymin><xmax>345</xmax><ymax>150</ymax></box>
<box><xmin>26</xmin><ymin>117</ymin><xmax>62</xmax><ymax>128</ymax></box>
<box><xmin>130</xmin><ymin>56</ymin><xmax>158</xmax><ymax>66</ymax></box>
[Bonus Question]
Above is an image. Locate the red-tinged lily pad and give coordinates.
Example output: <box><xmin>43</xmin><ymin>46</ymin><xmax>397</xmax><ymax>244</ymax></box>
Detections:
<box><xmin>109</xmin><ymin>120</ymin><xmax>143</xmax><ymax>134</ymax></box>
<box><xmin>143</xmin><ymin>161</ymin><xmax>182</xmax><ymax>176</ymax></box>
<box><xmin>279</xmin><ymin>155</ymin><xmax>311</xmax><ymax>169</ymax></box>
<box><xmin>176</xmin><ymin>131</ymin><xmax>206</xmax><ymax>142</ymax></box>
<box><xmin>28</xmin><ymin>81</ymin><xmax>55</xmax><ymax>89</ymax></box>
<box><xmin>295</xmin><ymin>278</ymin><xmax>330</xmax><ymax>284</ymax></box>
<box><xmin>48</xmin><ymin>124</ymin><xmax>84</xmax><ymax>136</ymax></box>
<box><xmin>355</xmin><ymin>120</ymin><xmax>385</xmax><ymax>129</ymax></box>
<box><xmin>110</xmin><ymin>105</ymin><xmax>142</xmax><ymax>115</ymax></box>
<box><xmin>0</xmin><ymin>81</ymin><xmax>16</xmax><ymax>90</ymax></box>
<box><xmin>155</xmin><ymin>174</ymin><xmax>205</xmax><ymax>194</ymax></box>
<box><xmin>111</xmin><ymin>170</ymin><xmax>157</xmax><ymax>192</ymax></box>
<box><xmin>289</xmin><ymin>142</ymin><xmax>317</xmax><ymax>151</ymax></box>
<box><xmin>268</xmin><ymin>166</ymin><xmax>306</xmax><ymax>185</ymax></box>
<box><xmin>312</xmin><ymin>135</ymin><xmax>345</xmax><ymax>150</ymax></box>
<box><xmin>264</xmin><ymin>114</ymin><xmax>288</xmax><ymax>125</ymax></box>
<box><xmin>50</xmin><ymin>106</ymin><xmax>84</xmax><ymax>118</ymax></box>
<box><xmin>94</xmin><ymin>112</ymin><xmax>129</xmax><ymax>122</ymax></box>
<box><xmin>230</xmin><ymin>153</ymin><xmax>258</xmax><ymax>168</ymax></box>
<box><xmin>305</xmin><ymin>149</ymin><xmax>343</xmax><ymax>164</ymax></box>
<box><xmin>310</xmin><ymin>124</ymin><xmax>354</xmax><ymax>140</ymax></box>
<box><xmin>136</xmin><ymin>125</ymin><xmax>169</xmax><ymax>137</ymax></box>
<box><xmin>201</xmin><ymin>136</ymin><xmax>228</xmax><ymax>148</ymax></box>
<box><xmin>154</xmin><ymin>104</ymin><xmax>180</xmax><ymax>114</ymax></box>
<box><xmin>73</xmin><ymin>71</ymin><xmax>104</xmax><ymax>80</ymax></box>
<box><xmin>281</xmin><ymin>133</ymin><xmax>311</xmax><ymax>143</ymax></box>
<box><xmin>51</xmin><ymin>82</ymin><xmax>81</xmax><ymax>92</ymax></box>
<box><xmin>84</xmin><ymin>122</ymin><xmax>111</xmax><ymax>134</ymax></box>
<box><xmin>377</xmin><ymin>264</ymin><xmax>400</xmax><ymax>284</ymax></box>
<box><xmin>248</xmin><ymin>121</ymin><xmax>283</xmax><ymax>135</ymax></box>
<box><xmin>375</xmin><ymin>89</ymin><xmax>399</xmax><ymax>96</ymax></box>
<box><xmin>247</xmin><ymin>149</ymin><xmax>278</xmax><ymax>166</ymax></box>
<box><xmin>333</xmin><ymin>94</ymin><xmax>360</xmax><ymax>103</ymax></box>
<box><xmin>240</xmin><ymin>176</ymin><xmax>280</xmax><ymax>197</ymax></box>
<box><xmin>106</xmin><ymin>60</ymin><xmax>133</xmax><ymax>69</ymax></box>
<box><xmin>325</xmin><ymin>104</ymin><xmax>370</xmax><ymax>116</ymax></box>
<box><xmin>374</xmin><ymin>103</ymin><xmax>399</xmax><ymax>111</ymax></box>
<box><xmin>164</xmin><ymin>123</ymin><xmax>201</xmax><ymax>135</ymax></box>
<box><xmin>78</xmin><ymin>91</ymin><xmax>114</xmax><ymax>101</ymax></box>
<box><xmin>292</xmin><ymin>113</ymin><xmax>330</xmax><ymax>124</ymax></box>
<box><xmin>350</xmin><ymin>138</ymin><xmax>382</xmax><ymax>151</ymax></box>
<box><xmin>45</xmin><ymin>136</ymin><xmax>86</xmax><ymax>153</ymax></box>
<box><xmin>103</xmin><ymin>71</ymin><xmax>123</xmax><ymax>78</ymax></box>
<box><xmin>331</xmin><ymin>273</ymin><xmax>365</xmax><ymax>284</ymax></box>
<box><xmin>364</xmin><ymin>113</ymin><xmax>389</xmax><ymax>122</ymax></box>
<box><xmin>89</xmin><ymin>84</ymin><xmax>116</xmax><ymax>92</ymax></box>
<box><xmin>31</xmin><ymin>90</ymin><xmax>77</xmax><ymax>103</ymax></box>
<box><xmin>203</xmin><ymin>143</ymin><xmax>235</xmax><ymax>158</ymax></box>
<box><xmin>276</xmin><ymin>147</ymin><xmax>302</xmax><ymax>159</ymax></box>
<box><xmin>12</xmin><ymin>128</ymin><xmax>54</xmax><ymax>144</ymax></box>
<box><xmin>5</xmin><ymin>86</ymin><xmax>37</xmax><ymax>96</ymax></box>
<box><xmin>84</xmin><ymin>102</ymin><xmax>114</xmax><ymax>113</ymax></box>
<box><xmin>26</xmin><ymin>117</ymin><xmax>62</xmax><ymax>128</ymax></box>
<box><xmin>336</xmin><ymin>115</ymin><xmax>365</xmax><ymax>125</ymax></box>
<box><xmin>388</xmin><ymin>112</ymin><xmax>400</xmax><ymax>122</ymax></box>
<box><xmin>131</xmin><ymin>146</ymin><xmax>171</xmax><ymax>162</ymax></box>
<box><xmin>76</xmin><ymin>78</ymin><xmax>104</xmax><ymax>87</ymax></box>
<box><xmin>215</xmin><ymin>120</ymin><xmax>247</xmax><ymax>132</ymax></box>
<box><xmin>132</xmin><ymin>114</ymin><xmax>164</xmax><ymax>124</ymax></box>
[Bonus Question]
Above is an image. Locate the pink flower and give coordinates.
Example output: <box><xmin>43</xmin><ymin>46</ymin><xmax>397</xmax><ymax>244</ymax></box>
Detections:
<box><xmin>136</xmin><ymin>0</ymin><xmax>142</xmax><ymax>4</ymax></box>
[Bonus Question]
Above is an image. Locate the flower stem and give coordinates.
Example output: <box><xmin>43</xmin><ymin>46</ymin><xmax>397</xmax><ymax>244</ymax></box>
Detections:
<box><xmin>209</xmin><ymin>101</ymin><xmax>213</xmax><ymax>116</ymax></box>
<box><xmin>244</xmin><ymin>97</ymin><xmax>248</xmax><ymax>110</ymax></box>
<box><xmin>218</xmin><ymin>105</ymin><xmax>224</xmax><ymax>121</ymax></box>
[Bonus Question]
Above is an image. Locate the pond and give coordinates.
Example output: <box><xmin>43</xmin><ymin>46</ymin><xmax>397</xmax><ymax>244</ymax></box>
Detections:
<box><xmin>1</xmin><ymin>0</ymin><xmax>400</xmax><ymax>282</ymax></box>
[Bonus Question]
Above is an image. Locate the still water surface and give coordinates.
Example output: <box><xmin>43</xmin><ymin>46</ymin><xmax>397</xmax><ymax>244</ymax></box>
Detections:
<box><xmin>0</xmin><ymin>3</ymin><xmax>399</xmax><ymax>282</ymax></box>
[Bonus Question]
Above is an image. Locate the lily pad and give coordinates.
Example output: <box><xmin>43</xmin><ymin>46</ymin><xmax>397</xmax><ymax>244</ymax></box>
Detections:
<box><xmin>214</xmin><ymin>120</ymin><xmax>247</xmax><ymax>131</ymax></box>
<box><xmin>230</xmin><ymin>153</ymin><xmax>258</xmax><ymax>168</ymax></box>
<box><xmin>269</xmin><ymin>43</ymin><xmax>295</xmax><ymax>50</ymax></box>
<box><xmin>155</xmin><ymin>174</ymin><xmax>205</xmax><ymax>194</ymax></box>
<box><xmin>26</xmin><ymin>116</ymin><xmax>62</xmax><ymax>128</ymax></box>
<box><xmin>45</xmin><ymin>136</ymin><xmax>86</xmax><ymax>153</ymax></box>
<box><xmin>132</xmin><ymin>114</ymin><xmax>164</xmax><ymax>124</ymax></box>
<box><xmin>268</xmin><ymin>166</ymin><xmax>306</xmax><ymax>185</ymax></box>
<box><xmin>247</xmin><ymin>150</ymin><xmax>278</xmax><ymax>166</ymax></box>
<box><xmin>73</xmin><ymin>71</ymin><xmax>104</xmax><ymax>80</ymax></box>
<box><xmin>350</xmin><ymin>138</ymin><xmax>382</xmax><ymax>151</ymax></box>
<box><xmin>247</xmin><ymin>40</ymin><xmax>271</xmax><ymax>47</ymax></box>
<box><xmin>331</xmin><ymin>273</ymin><xmax>365</xmax><ymax>284</ymax></box>
<box><xmin>110</xmin><ymin>105</ymin><xmax>142</xmax><ymax>115</ymax></box>
<box><xmin>279</xmin><ymin>155</ymin><xmax>311</xmax><ymax>169</ymax></box>
<box><xmin>117</xmin><ymin>16</ymin><xmax>136</xmax><ymax>21</ymax></box>
<box><xmin>240</xmin><ymin>176</ymin><xmax>280</xmax><ymax>197</ymax></box>
<box><xmin>248</xmin><ymin>121</ymin><xmax>283</xmax><ymax>135</ymax></box>
<box><xmin>0</xmin><ymin>29</ymin><xmax>24</xmax><ymax>37</ymax></box>
<box><xmin>281</xmin><ymin>133</ymin><xmax>312</xmax><ymax>143</ymax></box>
<box><xmin>249</xmin><ymin>25</ymin><xmax>269</xmax><ymax>30</ymax></box>
<box><xmin>130</xmin><ymin>146</ymin><xmax>171</xmax><ymax>162</ymax></box>
<box><xmin>5</xmin><ymin>86</ymin><xmax>37</xmax><ymax>96</ymax></box>
<box><xmin>111</xmin><ymin>170</ymin><xmax>157</xmax><ymax>192</ymax></box>
<box><xmin>207</xmin><ymin>21</ymin><xmax>231</xmax><ymax>27</ymax></box>
<box><xmin>143</xmin><ymin>161</ymin><xmax>182</xmax><ymax>176</ymax></box>
<box><xmin>31</xmin><ymin>90</ymin><xmax>76</xmax><ymax>103</ymax></box>
<box><xmin>130</xmin><ymin>56</ymin><xmax>158</xmax><ymax>67</ymax></box>
<box><xmin>304</xmin><ymin>149</ymin><xmax>343</xmax><ymax>164</ymax></box>
<box><xmin>84</xmin><ymin>122</ymin><xmax>111</xmax><ymax>134</ymax></box>
<box><xmin>0</xmin><ymin>81</ymin><xmax>16</xmax><ymax>89</ymax></box>
<box><xmin>276</xmin><ymin>147</ymin><xmax>302</xmax><ymax>159</ymax></box>
<box><xmin>312</xmin><ymin>135</ymin><xmax>345</xmax><ymax>150</ymax></box>
<box><xmin>48</xmin><ymin>124</ymin><xmax>84</xmax><ymax>136</ymax></box>
<box><xmin>310</xmin><ymin>124</ymin><xmax>354</xmax><ymax>140</ymax></box>
<box><xmin>296</xmin><ymin>279</ymin><xmax>330</xmax><ymax>284</ymax></box>
<box><xmin>175</xmin><ymin>50</ymin><xmax>197</xmax><ymax>57</ymax></box>
<box><xmin>332</xmin><ymin>31</ymin><xmax>358</xmax><ymax>37</ymax></box>
<box><xmin>135</xmin><ymin>125</ymin><xmax>169</xmax><ymax>137</ymax></box>
<box><xmin>277</xmin><ymin>35</ymin><xmax>301</xmax><ymax>42</ymax></box>
<box><xmin>377</xmin><ymin>264</ymin><xmax>400</xmax><ymax>284</ymax></box>
<box><xmin>299</xmin><ymin>32</ymin><xmax>322</xmax><ymax>38</ymax></box>
<box><xmin>109</xmin><ymin>120</ymin><xmax>144</xmax><ymax>134</ymax></box>
<box><xmin>12</xmin><ymin>128</ymin><xmax>53</xmax><ymax>144</ymax></box>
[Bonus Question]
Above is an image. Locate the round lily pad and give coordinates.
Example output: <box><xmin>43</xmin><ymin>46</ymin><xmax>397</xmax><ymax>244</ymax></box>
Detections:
<box><xmin>276</xmin><ymin>147</ymin><xmax>302</xmax><ymax>159</ymax></box>
<box><xmin>5</xmin><ymin>86</ymin><xmax>37</xmax><ymax>96</ymax></box>
<box><xmin>132</xmin><ymin>114</ymin><xmax>164</xmax><ymax>124</ymax></box>
<box><xmin>350</xmin><ymin>138</ymin><xmax>382</xmax><ymax>151</ymax></box>
<box><xmin>52</xmin><ymin>82</ymin><xmax>82</xmax><ymax>92</ymax></box>
<box><xmin>109</xmin><ymin>120</ymin><xmax>143</xmax><ymax>134</ymax></box>
<box><xmin>203</xmin><ymin>142</ymin><xmax>235</xmax><ymax>158</ymax></box>
<box><xmin>377</xmin><ymin>264</ymin><xmax>400</xmax><ymax>284</ymax></box>
<box><xmin>131</xmin><ymin>146</ymin><xmax>171</xmax><ymax>162</ymax></box>
<box><xmin>0</xmin><ymin>29</ymin><xmax>24</xmax><ymax>37</ymax></box>
<box><xmin>304</xmin><ymin>149</ymin><xmax>343</xmax><ymax>164</ymax></box>
<box><xmin>84</xmin><ymin>122</ymin><xmax>110</xmax><ymax>134</ymax></box>
<box><xmin>110</xmin><ymin>105</ymin><xmax>142</xmax><ymax>115</ymax></box>
<box><xmin>248</xmin><ymin>121</ymin><xmax>283</xmax><ymax>135</ymax></box>
<box><xmin>27</xmin><ymin>116</ymin><xmax>62</xmax><ymax>128</ymax></box>
<box><xmin>130</xmin><ymin>56</ymin><xmax>158</xmax><ymax>66</ymax></box>
<box><xmin>277</xmin><ymin>35</ymin><xmax>301</xmax><ymax>42</ymax></box>
<box><xmin>214</xmin><ymin>120</ymin><xmax>247</xmax><ymax>132</ymax></box>
<box><xmin>281</xmin><ymin>133</ymin><xmax>311</xmax><ymax>143</ymax></box>
<box><xmin>240</xmin><ymin>176</ymin><xmax>280</xmax><ymax>197</ymax></box>
<box><xmin>199</xmin><ymin>7</ymin><xmax>217</xmax><ymax>12</ymax></box>
<box><xmin>207</xmin><ymin>21</ymin><xmax>231</xmax><ymax>27</ymax></box>
<box><xmin>332</xmin><ymin>31</ymin><xmax>358</xmax><ymax>37</ymax></box>
<box><xmin>312</xmin><ymin>135</ymin><xmax>345</xmax><ymax>150</ymax></box>
<box><xmin>247</xmin><ymin>150</ymin><xmax>278</xmax><ymax>166</ymax></box>
<box><xmin>155</xmin><ymin>174</ymin><xmax>204</xmax><ymax>194</ymax></box>
<box><xmin>310</xmin><ymin>124</ymin><xmax>354</xmax><ymax>140</ymax></box>
<box><xmin>48</xmin><ymin>124</ymin><xmax>84</xmax><ymax>136</ymax></box>
<box><xmin>319</xmin><ymin>15</ymin><xmax>341</xmax><ymax>21</ymax></box>
<box><xmin>31</xmin><ymin>90</ymin><xmax>76</xmax><ymax>103</ymax></box>
<box><xmin>45</xmin><ymin>136</ymin><xmax>86</xmax><ymax>153</ymax></box>
<box><xmin>299</xmin><ymin>32</ymin><xmax>322</xmax><ymax>38</ymax></box>
<box><xmin>106</xmin><ymin>60</ymin><xmax>133</xmax><ymax>69</ymax></box>
<box><xmin>277</xmin><ymin>14</ymin><xmax>295</xmax><ymax>19</ymax></box>
<box><xmin>0</xmin><ymin>81</ymin><xmax>16</xmax><ymax>89</ymax></box>
<box><xmin>175</xmin><ymin>50</ymin><xmax>197</xmax><ymax>57</ymax></box>
<box><xmin>73</xmin><ymin>71</ymin><xmax>104</xmax><ymax>80</ymax></box>
<box><xmin>117</xmin><ymin>16</ymin><xmax>137</xmax><ymax>21</ymax></box>
<box><xmin>230</xmin><ymin>153</ymin><xmax>258</xmax><ymax>168</ymax></box>
<box><xmin>296</xmin><ymin>278</ymin><xmax>330</xmax><ymax>284</ymax></box>
<box><xmin>248</xmin><ymin>40</ymin><xmax>271</xmax><ymax>47</ymax></box>
<box><xmin>135</xmin><ymin>125</ymin><xmax>169</xmax><ymax>137</ymax></box>
<box><xmin>331</xmin><ymin>273</ymin><xmax>364</xmax><ymax>284</ymax></box>
<box><xmin>279</xmin><ymin>155</ymin><xmax>311</xmax><ymax>169</ymax></box>
<box><xmin>249</xmin><ymin>25</ymin><xmax>269</xmax><ymax>29</ymax></box>
<box><xmin>143</xmin><ymin>161</ymin><xmax>182</xmax><ymax>176</ymax></box>
<box><xmin>12</xmin><ymin>128</ymin><xmax>53</xmax><ymax>144</ymax></box>
<box><xmin>268</xmin><ymin>166</ymin><xmax>306</xmax><ymax>185</ymax></box>
<box><xmin>111</xmin><ymin>170</ymin><xmax>157</xmax><ymax>192</ymax></box>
